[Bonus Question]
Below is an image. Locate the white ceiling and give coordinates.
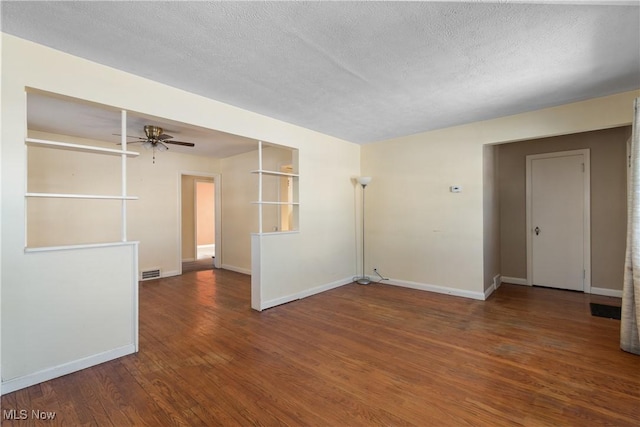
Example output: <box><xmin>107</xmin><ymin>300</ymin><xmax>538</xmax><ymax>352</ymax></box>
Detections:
<box><xmin>2</xmin><ymin>1</ymin><xmax>640</xmax><ymax>148</ymax></box>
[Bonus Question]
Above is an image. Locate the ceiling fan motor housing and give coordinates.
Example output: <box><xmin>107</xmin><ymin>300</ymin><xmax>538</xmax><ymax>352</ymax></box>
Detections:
<box><xmin>144</xmin><ymin>125</ymin><xmax>163</xmax><ymax>140</ymax></box>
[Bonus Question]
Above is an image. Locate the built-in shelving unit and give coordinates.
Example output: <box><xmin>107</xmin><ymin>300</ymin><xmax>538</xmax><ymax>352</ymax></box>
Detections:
<box><xmin>25</xmin><ymin>193</ymin><xmax>139</xmax><ymax>200</ymax></box>
<box><xmin>25</xmin><ymin>110</ymin><xmax>139</xmax><ymax>249</ymax></box>
<box><xmin>250</xmin><ymin>169</ymin><xmax>299</xmax><ymax>178</ymax></box>
<box><xmin>25</xmin><ymin>138</ymin><xmax>139</xmax><ymax>157</ymax></box>
<box><xmin>251</xmin><ymin>141</ymin><xmax>299</xmax><ymax>233</ymax></box>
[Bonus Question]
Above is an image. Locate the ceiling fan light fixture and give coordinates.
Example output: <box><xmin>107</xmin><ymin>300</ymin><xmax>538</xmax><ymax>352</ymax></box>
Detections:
<box><xmin>142</xmin><ymin>141</ymin><xmax>153</xmax><ymax>150</ymax></box>
<box><xmin>157</xmin><ymin>142</ymin><xmax>169</xmax><ymax>152</ymax></box>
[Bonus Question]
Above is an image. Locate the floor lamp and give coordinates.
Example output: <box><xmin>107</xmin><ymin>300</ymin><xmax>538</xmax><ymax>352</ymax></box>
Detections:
<box><xmin>357</xmin><ymin>176</ymin><xmax>372</xmax><ymax>285</ymax></box>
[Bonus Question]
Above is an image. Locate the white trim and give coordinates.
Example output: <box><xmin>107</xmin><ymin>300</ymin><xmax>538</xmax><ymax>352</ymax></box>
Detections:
<box><xmin>385</xmin><ymin>279</ymin><xmax>486</xmax><ymax>301</ymax></box>
<box><xmin>251</xmin><ymin>201</ymin><xmax>300</xmax><ymax>206</ymax></box>
<box><xmin>590</xmin><ymin>287</ymin><xmax>623</xmax><ymax>298</ymax></box>
<box><xmin>25</xmin><ymin>138</ymin><xmax>139</xmax><ymax>157</ymax></box>
<box><xmin>493</xmin><ymin>274</ymin><xmax>502</xmax><ymax>290</ymax></box>
<box><xmin>484</xmin><ymin>274</ymin><xmax>503</xmax><ymax>299</ymax></box>
<box><xmin>25</xmin><ymin>192</ymin><xmax>138</xmax><ymax>200</ymax></box>
<box><xmin>257</xmin><ymin>277</ymin><xmax>353</xmax><ymax>311</ymax></box>
<box><xmin>222</xmin><ymin>264</ymin><xmax>252</xmax><ymax>276</ymax></box>
<box><xmin>121</xmin><ymin>109</ymin><xmax>128</xmax><ymax>242</ymax></box>
<box><xmin>500</xmin><ymin>276</ymin><xmax>528</xmax><ymax>286</ymax></box>
<box><xmin>1</xmin><ymin>344</ymin><xmax>135</xmax><ymax>394</ymax></box>
<box><xmin>250</xmin><ymin>231</ymin><xmax>300</xmax><ymax>236</ymax></box>
<box><xmin>484</xmin><ymin>283</ymin><xmax>497</xmax><ymax>299</ymax></box>
<box><xmin>25</xmin><ymin>241</ymin><xmax>140</xmax><ymax>253</ymax></box>
<box><xmin>526</xmin><ymin>149</ymin><xmax>591</xmax><ymax>291</ymax></box>
<box><xmin>131</xmin><ymin>243</ymin><xmax>139</xmax><ymax>352</ymax></box>
<box><xmin>162</xmin><ymin>270</ymin><xmax>180</xmax><ymax>278</ymax></box>
<box><xmin>250</xmin><ymin>169</ymin><xmax>299</xmax><ymax>177</ymax></box>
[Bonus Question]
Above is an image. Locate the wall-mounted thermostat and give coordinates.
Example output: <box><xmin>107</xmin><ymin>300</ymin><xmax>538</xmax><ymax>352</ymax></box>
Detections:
<box><xmin>450</xmin><ymin>185</ymin><xmax>462</xmax><ymax>193</ymax></box>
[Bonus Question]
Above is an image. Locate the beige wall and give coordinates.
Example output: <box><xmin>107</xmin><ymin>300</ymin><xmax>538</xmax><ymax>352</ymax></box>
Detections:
<box><xmin>362</xmin><ymin>90</ymin><xmax>638</xmax><ymax>299</ymax></box>
<box><xmin>483</xmin><ymin>144</ymin><xmax>500</xmax><ymax>292</ymax></box>
<box><xmin>498</xmin><ymin>126</ymin><xmax>631</xmax><ymax>290</ymax></box>
<box><xmin>220</xmin><ymin>150</ymin><xmax>258</xmax><ymax>273</ymax></box>
<box><xmin>181</xmin><ymin>175</ymin><xmax>196</xmax><ymax>260</ymax></box>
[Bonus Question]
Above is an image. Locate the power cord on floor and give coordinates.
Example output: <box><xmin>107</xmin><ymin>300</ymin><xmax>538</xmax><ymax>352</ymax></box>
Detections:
<box><xmin>373</xmin><ymin>268</ymin><xmax>389</xmax><ymax>283</ymax></box>
<box><xmin>352</xmin><ymin>268</ymin><xmax>389</xmax><ymax>284</ymax></box>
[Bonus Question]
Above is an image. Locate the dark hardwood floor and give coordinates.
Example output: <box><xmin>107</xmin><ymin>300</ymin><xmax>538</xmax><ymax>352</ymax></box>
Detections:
<box><xmin>2</xmin><ymin>270</ymin><xmax>639</xmax><ymax>426</ymax></box>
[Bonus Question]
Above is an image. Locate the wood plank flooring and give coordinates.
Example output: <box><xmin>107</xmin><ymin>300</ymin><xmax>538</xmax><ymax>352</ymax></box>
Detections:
<box><xmin>2</xmin><ymin>271</ymin><xmax>639</xmax><ymax>426</ymax></box>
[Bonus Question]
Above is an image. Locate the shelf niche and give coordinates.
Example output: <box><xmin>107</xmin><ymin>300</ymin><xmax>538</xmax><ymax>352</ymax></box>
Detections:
<box><xmin>252</xmin><ymin>141</ymin><xmax>299</xmax><ymax>233</ymax></box>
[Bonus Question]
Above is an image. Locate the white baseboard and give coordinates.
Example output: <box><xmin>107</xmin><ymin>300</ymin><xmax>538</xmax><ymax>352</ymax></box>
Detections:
<box><xmin>483</xmin><ymin>274</ymin><xmax>502</xmax><ymax>299</ymax></box>
<box><xmin>494</xmin><ymin>274</ymin><xmax>502</xmax><ymax>290</ymax></box>
<box><xmin>221</xmin><ymin>264</ymin><xmax>251</xmax><ymax>275</ymax></box>
<box><xmin>1</xmin><ymin>344</ymin><xmax>136</xmax><ymax>395</ymax></box>
<box><xmin>590</xmin><ymin>287</ymin><xmax>623</xmax><ymax>298</ymax></box>
<box><xmin>484</xmin><ymin>283</ymin><xmax>496</xmax><ymax>299</ymax></box>
<box><xmin>162</xmin><ymin>270</ymin><xmax>180</xmax><ymax>278</ymax></box>
<box><xmin>500</xmin><ymin>276</ymin><xmax>528</xmax><ymax>286</ymax></box>
<box><xmin>259</xmin><ymin>277</ymin><xmax>353</xmax><ymax>311</ymax></box>
<box><xmin>385</xmin><ymin>278</ymin><xmax>486</xmax><ymax>301</ymax></box>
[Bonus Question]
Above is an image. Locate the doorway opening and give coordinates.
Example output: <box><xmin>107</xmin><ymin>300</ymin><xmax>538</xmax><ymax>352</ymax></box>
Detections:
<box><xmin>196</xmin><ymin>180</ymin><xmax>215</xmax><ymax>260</ymax></box>
<box><xmin>180</xmin><ymin>173</ymin><xmax>221</xmax><ymax>273</ymax></box>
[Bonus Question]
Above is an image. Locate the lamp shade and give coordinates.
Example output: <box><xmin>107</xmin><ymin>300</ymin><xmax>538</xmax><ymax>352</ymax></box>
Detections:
<box><xmin>357</xmin><ymin>176</ymin><xmax>372</xmax><ymax>186</ymax></box>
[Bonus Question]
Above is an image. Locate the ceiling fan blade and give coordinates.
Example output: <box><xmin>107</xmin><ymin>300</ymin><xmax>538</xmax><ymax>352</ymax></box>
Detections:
<box><xmin>157</xmin><ymin>133</ymin><xmax>174</xmax><ymax>140</ymax></box>
<box><xmin>165</xmin><ymin>140</ymin><xmax>195</xmax><ymax>147</ymax></box>
<box><xmin>112</xmin><ymin>133</ymin><xmax>146</xmax><ymax>139</ymax></box>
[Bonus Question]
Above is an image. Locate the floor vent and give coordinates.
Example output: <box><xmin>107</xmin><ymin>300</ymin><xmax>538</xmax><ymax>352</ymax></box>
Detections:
<box><xmin>140</xmin><ymin>268</ymin><xmax>161</xmax><ymax>281</ymax></box>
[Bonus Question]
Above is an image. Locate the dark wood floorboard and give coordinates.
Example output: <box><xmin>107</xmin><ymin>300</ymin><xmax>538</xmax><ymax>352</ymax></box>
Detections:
<box><xmin>2</xmin><ymin>271</ymin><xmax>639</xmax><ymax>426</ymax></box>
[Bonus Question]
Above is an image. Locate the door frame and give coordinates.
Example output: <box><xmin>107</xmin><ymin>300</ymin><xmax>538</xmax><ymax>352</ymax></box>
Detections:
<box><xmin>178</xmin><ymin>171</ymin><xmax>222</xmax><ymax>272</ymax></box>
<box><xmin>525</xmin><ymin>149</ymin><xmax>591</xmax><ymax>292</ymax></box>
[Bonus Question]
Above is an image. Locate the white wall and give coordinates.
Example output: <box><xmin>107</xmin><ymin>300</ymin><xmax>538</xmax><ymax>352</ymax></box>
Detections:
<box><xmin>253</xmin><ymin>138</ymin><xmax>360</xmax><ymax>309</ymax></box>
<box><xmin>220</xmin><ymin>149</ymin><xmax>258</xmax><ymax>274</ymax></box>
<box><xmin>1</xmin><ymin>34</ymin><xmax>360</xmax><ymax>391</ymax></box>
<box><xmin>362</xmin><ymin>90</ymin><xmax>639</xmax><ymax>300</ymax></box>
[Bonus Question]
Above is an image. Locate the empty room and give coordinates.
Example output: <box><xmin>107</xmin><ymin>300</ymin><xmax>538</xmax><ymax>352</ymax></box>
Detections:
<box><xmin>1</xmin><ymin>1</ymin><xmax>640</xmax><ymax>426</ymax></box>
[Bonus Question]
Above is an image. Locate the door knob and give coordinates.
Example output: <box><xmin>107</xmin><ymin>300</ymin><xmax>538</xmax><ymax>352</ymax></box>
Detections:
<box><xmin>535</xmin><ymin>226</ymin><xmax>540</xmax><ymax>235</ymax></box>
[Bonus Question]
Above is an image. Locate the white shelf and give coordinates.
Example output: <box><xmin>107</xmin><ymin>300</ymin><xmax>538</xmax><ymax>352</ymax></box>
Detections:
<box><xmin>26</xmin><ymin>138</ymin><xmax>139</xmax><ymax>157</ymax></box>
<box><xmin>25</xmin><ymin>241</ymin><xmax>140</xmax><ymax>253</ymax></box>
<box><xmin>251</xmin><ymin>169</ymin><xmax>299</xmax><ymax>177</ymax></box>
<box><xmin>251</xmin><ymin>201</ymin><xmax>300</xmax><ymax>205</ymax></box>
<box><xmin>26</xmin><ymin>193</ymin><xmax>139</xmax><ymax>200</ymax></box>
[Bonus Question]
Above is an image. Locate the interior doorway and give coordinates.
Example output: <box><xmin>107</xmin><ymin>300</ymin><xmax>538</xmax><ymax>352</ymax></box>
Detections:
<box><xmin>196</xmin><ymin>180</ymin><xmax>215</xmax><ymax>260</ymax></box>
<box><xmin>180</xmin><ymin>173</ymin><xmax>221</xmax><ymax>273</ymax></box>
<box><xmin>526</xmin><ymin>149</ymin><xmax>591</xmax><ymax>292</ymax></box>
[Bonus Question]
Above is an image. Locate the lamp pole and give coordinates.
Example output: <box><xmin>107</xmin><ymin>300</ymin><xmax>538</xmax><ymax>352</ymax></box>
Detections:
<box><xmin>357</xmin><ymin>177</ymin><xmax>372</xmax><ymax>285</ymax></box>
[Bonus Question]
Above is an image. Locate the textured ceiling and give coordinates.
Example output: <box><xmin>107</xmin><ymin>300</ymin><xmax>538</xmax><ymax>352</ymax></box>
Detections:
<box><xmin>2</xmin><ymin>1</ymin><xmax>640</xmax><ymax>145</ymax></box>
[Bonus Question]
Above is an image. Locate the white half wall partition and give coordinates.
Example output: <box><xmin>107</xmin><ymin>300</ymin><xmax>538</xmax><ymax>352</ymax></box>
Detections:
<box><xmin>1</xmin><ymin>243</ymin><xmax>138</xmax><ymax>393</ymax></box>
<box><xmin>1</xmin><ymin>33</ymin><xmax>361</xmax><ymax>393</ymax></box>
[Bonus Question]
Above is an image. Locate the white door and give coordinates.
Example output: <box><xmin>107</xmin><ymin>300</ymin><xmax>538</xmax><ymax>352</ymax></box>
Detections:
<box><xmin>527</xmin><ymin>150</ymin><xmax>590</xmax><ymax>291</ymax></box>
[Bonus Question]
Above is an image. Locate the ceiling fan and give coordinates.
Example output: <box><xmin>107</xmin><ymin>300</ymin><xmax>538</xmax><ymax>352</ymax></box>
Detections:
<box><xmin>116</xmin><ymin>125</ymin><xmax>195</xmax><ymax>163</ymax></box>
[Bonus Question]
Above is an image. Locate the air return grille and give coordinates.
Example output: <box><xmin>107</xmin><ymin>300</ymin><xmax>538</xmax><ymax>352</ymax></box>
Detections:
<box><xmin>140</xmin><ymin>268</ymin><xmax>161</xmax><ymax>281</ymax></box>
